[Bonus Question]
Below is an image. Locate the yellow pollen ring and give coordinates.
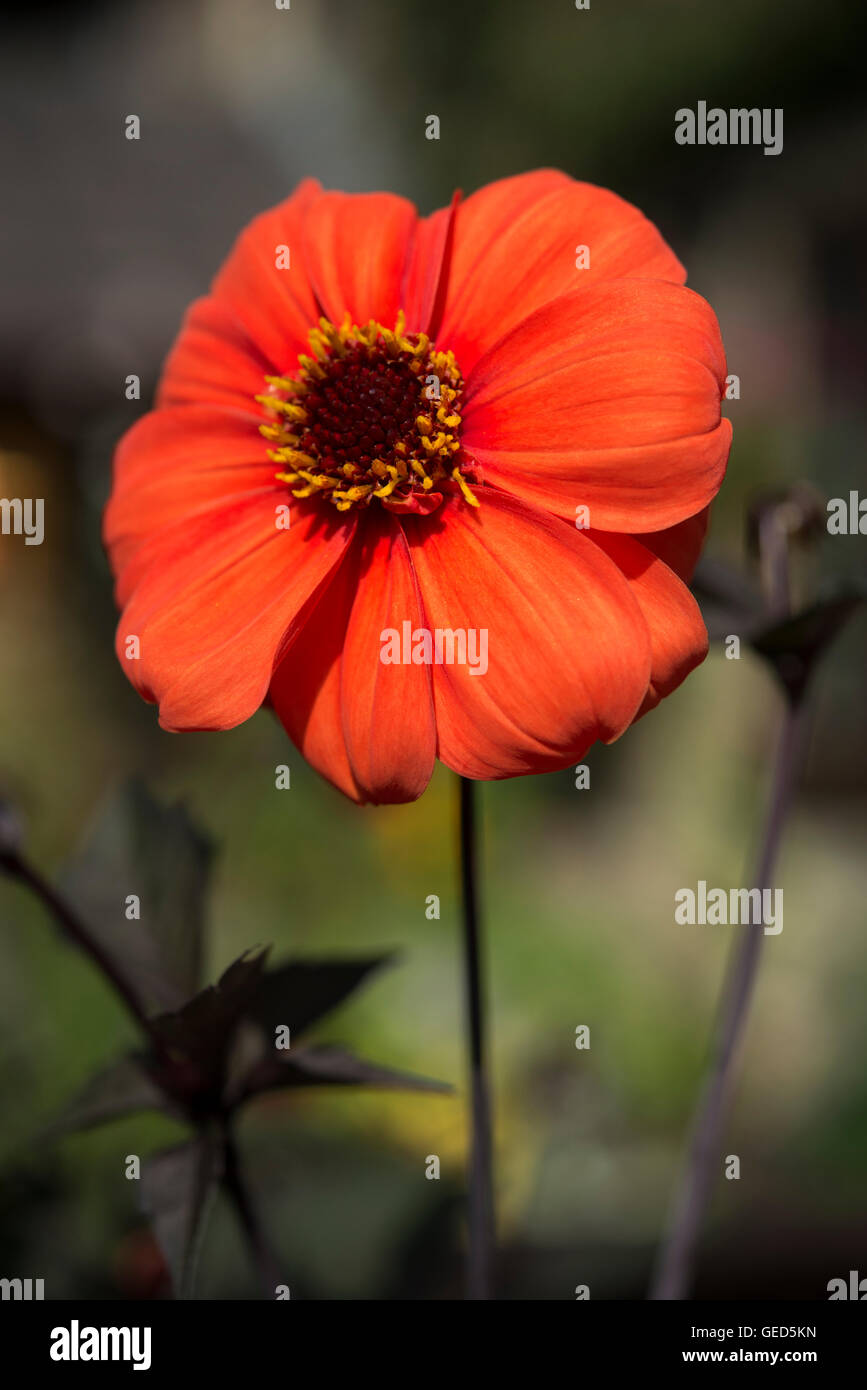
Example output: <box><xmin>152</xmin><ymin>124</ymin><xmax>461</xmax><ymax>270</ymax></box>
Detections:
<box><xmin>257</xmin><ymin>310</ymin><xmax>480</xmax><ymax>511</ymax></box>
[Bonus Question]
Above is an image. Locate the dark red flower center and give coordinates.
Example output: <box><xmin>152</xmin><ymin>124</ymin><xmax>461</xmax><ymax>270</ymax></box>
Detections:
<box><xmin>256</xmin><ymin>312</ymin><xmax>479</xmax><ymax>515</ymax></box>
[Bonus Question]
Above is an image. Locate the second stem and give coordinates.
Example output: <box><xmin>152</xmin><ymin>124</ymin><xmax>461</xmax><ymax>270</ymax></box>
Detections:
<box><xmin>458</xmin><ymin>775</ymin><xmax>495</xmax><ymax>1299</ymax></box>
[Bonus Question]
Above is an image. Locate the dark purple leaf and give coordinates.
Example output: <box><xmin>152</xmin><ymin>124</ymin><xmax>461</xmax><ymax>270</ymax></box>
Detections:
<box><xmin>140</xmin><ymin>1134</ymin><xmax>221</xmax><ymax>1300</ymax></box>
<box><xmin>48</xmin><ymin>1055</ymin><xmax>174</xmax><ymax>1136</ymax></box>
<box><xmin>150</xmin><ymin>948</ymin><xmax>270</xmax><ymax>1097</ymax></box>
<box><xmin>245</xmin><ymin>1044</ymin><xmax>453</xmax><ymax>1097</ymax></box>
<box><xmin>691</xmin><ymin>556</ymin><xmax>763</xmax><ymax>642</ymax></box>
<box><xmin>749</xmin><ymin>583</ymin><xmax>866</xmax><ymax>701</ymax></box>
<box><xmin>59</xmin><ymin>780</ymin><xmax>213</xmax><ymax>1013</ymax></box>
<box><xmin>246</xmin><ymin>955</ymin><xmax>395</xmax><ymax>1041</ymax></box>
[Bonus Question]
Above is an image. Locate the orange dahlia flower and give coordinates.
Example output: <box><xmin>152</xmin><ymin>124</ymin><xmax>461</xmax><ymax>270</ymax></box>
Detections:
<box><xmin>105</xmin><ymin>170</ymin><xmax>731</xmax><ymax>804</ymax></box>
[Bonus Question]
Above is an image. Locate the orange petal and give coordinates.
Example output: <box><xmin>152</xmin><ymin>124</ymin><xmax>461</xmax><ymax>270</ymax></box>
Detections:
<box><xmin>272</xmin><ymin>515</ymin><xmax>437</xmax><ymax>804</ymax></box>
<box><xmin>462</xmin><ymin>280</ymin><xmax>731</xmax><ymax>532</ymax></box>
<box><xmin>640</xmin><ymin>506</ymin><xmax>711</xmax><ymax>582</ymax></box>
<box><xmin>104</xmin><ymin>405</ymin><xmax>275</xmax><ymax>592</ymax></box>
<box><xmin>437</xmin><ymin>170</ymin><xmax>685</xmax><ymax>374</ymax></box>
<box><xmin>301</xmin><ymin>191</ymin><xmax>418</xmax><ymax>329</ymax></box>
<box><xmin>586</xmin><ymin>531</ymin><xmax>708</xmax><ymax>714</ymax></box>
<box><xmin>339</xmin><ymin>513</ymin><xmax>436</xmax><ymax>803</ymax></box>
<box><xmin>402</xmin><ymin>489</ymin><xmax>651</xmax><ymax>780</ymax></box>
<box><xmin>269</xmin><ymin>542</ymin><xmax>364</xmax><ymax>803</ymax></box>
<box><xmin>209</xmin><ymin>178</ymin><xmax>322</xmax><ymax>372</ymax></box>
<box><xmin>115</xmin><ymin>495</ymin><xmax>356</xmax><ymax>731</ymax></box>
<box><xmin>401</xmin><ymin>190</ymin><xmax>460</xmax><ymax>336</ymax></box>
<box><xmin>157</xmin><ymin>297</ymin><xmax>273</xmax><ymax>412</ymax></box>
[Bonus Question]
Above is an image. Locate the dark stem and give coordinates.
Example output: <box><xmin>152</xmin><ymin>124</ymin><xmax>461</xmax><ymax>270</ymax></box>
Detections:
<box><xmin>458</xmin><ymin>775</ymin><xmax>495</xmax><ymax>1299</ymax></box>
<box><xmin>759</xmin><ymin>507</ymin><xmax>793</xmax><ymax>619</ymax></box>
<box><xmin>651</xmin><ymin>507</ymin><xmax>806</xmax><ymax>1300</ymax></box>
<box><xmin>2</xmin><ymin>848</ymin><xmax>169</xmax><ymax>1062</ymax></box>
<box><xmin>222</xmin><ymin>1122</ymin><xmax>282</xmax><ymax>1299</ymax></box>
<box><xmin>650</xmin><ymin>700</ymin><xmax>808</xmax><ymax>1299</ymax></box>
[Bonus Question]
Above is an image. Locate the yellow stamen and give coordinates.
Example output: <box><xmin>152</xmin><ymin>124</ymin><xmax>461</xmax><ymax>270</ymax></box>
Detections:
<box><xmin>452</xmin><ymin>467</ymin><xmax>480</xmax><ymax>507</ymax></box>
<box><xmin>255</xmin><ymin>310</ymin><xmax>479</xmax><ymax>513</ymax></box>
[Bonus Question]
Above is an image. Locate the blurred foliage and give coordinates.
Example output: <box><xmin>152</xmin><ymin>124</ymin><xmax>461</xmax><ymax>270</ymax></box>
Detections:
<box><xmin>5</xmin><ymin>783</ymin><xmax>451</xmax><ymax>1297</ymax></box>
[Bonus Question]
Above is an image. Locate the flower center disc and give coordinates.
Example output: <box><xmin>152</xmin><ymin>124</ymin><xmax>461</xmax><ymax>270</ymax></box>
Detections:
<box><xmin>256</xmin><ymin>312</ymin><xmax>478</xmax><ymax>514</ymax></box>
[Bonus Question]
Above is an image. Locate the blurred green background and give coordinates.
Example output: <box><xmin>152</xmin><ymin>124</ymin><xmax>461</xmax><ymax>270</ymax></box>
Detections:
<box><xmin>1</xmin><ymin>0</ymin><xmax>865</xmax><ymax>1299</ymax></box>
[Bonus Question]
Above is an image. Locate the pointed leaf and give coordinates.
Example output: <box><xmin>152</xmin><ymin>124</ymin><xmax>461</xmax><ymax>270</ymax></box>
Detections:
<box><xmin>48</xmin><ymin>1056</ymin><xmax>172</xmax><ymax>1136</ymax></box>
<box><xmin>151</xmin><ymin>948</ymin><xmax>270</xmax><ymax>1094</ymax></box>
<box><xmin>245</xmin><ymin>1044</ymin><xmax>453</xmax><ymax>1096</ymax></box>
<box><xmin>749</xmin><ymin>583</ymin><xmax>866</xmax><ymax>700</ymax></box>
<box><xmin>59</xmin><ymin>780</ymin><xmax>213</xmax><ymax>1013</ymax></box>
<box><xmin>247</xmin><ymin>955</ymin><xmax>395</xmax><ymax>1042</ymax></box>
<box><xmin>691</xmin><ymin>556</ymin><xmax>763</xmax><ymax>643</ymax></box>
<box><xmin>140</xmin><ymin>1135</ymin><xmax>221</xmax><ymax>1300</ymax></box>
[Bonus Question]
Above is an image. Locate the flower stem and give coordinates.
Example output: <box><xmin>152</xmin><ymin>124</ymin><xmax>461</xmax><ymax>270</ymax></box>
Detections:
<box><xmin>651</xmin><ymin>503</ymin><xmax>807</xmax><ymax>1300</ymax></box>
<box><xmin>221</xmin><ymin>1122</ymin><xmax>282</xmax><ymax>1299</ymax></box>
<box><xmin>1</xmin><ymin>846</ymin><xmax>171</xmax><ymax>1064</ymax></box>
<box><xmin>650</xmin><ymin>699</ymin><xmax>808</xmax><ymax>1299</ymax></box>
<box><xmin>458</xmin><ymin>775</ymin><xmax>495</xmax><ymax>1299</ymax></box>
